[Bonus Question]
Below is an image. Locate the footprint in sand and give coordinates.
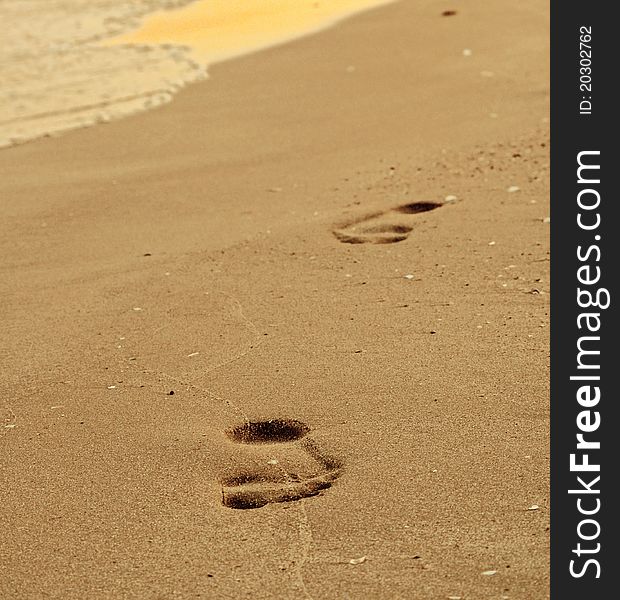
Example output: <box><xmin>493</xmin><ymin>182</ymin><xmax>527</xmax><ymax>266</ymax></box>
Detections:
<box><xmin>220</xmin><ymin>419</ymin><xmax>342</xmax><ymax>510</ymax></box>
<box><xmin>333</xmin><ymin>201</ymin><xmax>443</xmax><ymax>244</ymax></box>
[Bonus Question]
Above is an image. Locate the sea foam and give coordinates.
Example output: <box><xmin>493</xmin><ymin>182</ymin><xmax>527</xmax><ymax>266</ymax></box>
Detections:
<box><xmin>0</xmin><ymin>0</ymin><xmax>203</xmax><ymax>148</ymax></box>
<box><xmin>0</xmin><ymin>0</ymin><xmax>395</xmax><ymax>149</ymax></box>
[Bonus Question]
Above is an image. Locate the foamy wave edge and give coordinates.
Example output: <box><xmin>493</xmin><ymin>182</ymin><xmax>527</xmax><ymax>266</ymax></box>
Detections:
<box><xmin>0</xmin><ymin>0</ymin><xmax>205</xmax><ymax>149</ymax></box>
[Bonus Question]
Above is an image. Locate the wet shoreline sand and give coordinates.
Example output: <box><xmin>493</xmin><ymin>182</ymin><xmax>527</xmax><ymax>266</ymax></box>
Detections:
<box><xmin>0</xmin><ymin>0</ymin><xmax>394</xmax><ymax>148</ymax></box>
<box><xmin>0</xmin><ymin>1</ymin><xmax>549</xmax><ymax>598</ymax></box>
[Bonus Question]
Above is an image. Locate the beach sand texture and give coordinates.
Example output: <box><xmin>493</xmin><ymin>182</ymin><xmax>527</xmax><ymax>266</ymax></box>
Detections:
<box><xmin>0</xmin><ymin>1</ymin><xmax>549</xmax><ymax>598</ymax></box>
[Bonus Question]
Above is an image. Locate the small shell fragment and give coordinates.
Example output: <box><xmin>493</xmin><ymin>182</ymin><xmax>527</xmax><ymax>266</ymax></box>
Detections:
<box><xmin>507</xmin><ymin>186</ymin><xmax>520</xmax><ymax>193</ymax></box>
<box><xmin>349</xmin><ymin>556</ymin><xmax>367</xmax><ymax>565</ymax></box>
<box><xmin>481</xmin><ymin>570</ymin><xmax>497</xmax><ymax>576</ymax></box>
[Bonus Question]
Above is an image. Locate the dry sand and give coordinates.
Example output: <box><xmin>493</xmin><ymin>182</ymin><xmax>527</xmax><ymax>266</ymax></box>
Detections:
<box><xmin>0</xmin><ymin>1</ymin><xmax>550</xmax><ymax>598</ymax></box>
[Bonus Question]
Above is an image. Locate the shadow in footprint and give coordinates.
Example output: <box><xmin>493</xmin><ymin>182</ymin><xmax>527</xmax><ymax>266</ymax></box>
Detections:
<box><xmin>394</xmin><ymin>201</ymin><xmax>442</xmax><ymax>214</ymax></box>
<box><xmin>333</xmin><ymin>201</ymin><xmax>443</xmax><ymax>244</ymax></box>
<box><xmin>221</xmin><ymin>419</ymin><xmax>342</xmax><ymax>510</ymax></box>
<box><xmin>226</xmin><ymin>419</ymin><xmax>310</xmax><ymax>444</ymax></box>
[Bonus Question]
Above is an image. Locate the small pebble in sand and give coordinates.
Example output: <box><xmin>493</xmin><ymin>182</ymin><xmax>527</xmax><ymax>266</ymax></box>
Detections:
<box><xmin>132</xmin><ymin>307</ymin><xmax>143</xmax><ymax>311</ymax></box>
<box><xmin>488</xmin><ymin>241</ymin><xmax>496</xmax><ymax>246</ymax></box>
<box><xmin>349</xmin><ymin>556</ymin><xmax>367</xmax><ymax>565</ymax></box>
<box><xmin>267</xmin><ymin>459</ymin><xmax>278</xmax><ymax>465</ymax></box>
<box><xmin>444</xmin><ymin>194</ymin><xmax>458</xmax><ymax>202</ymax></box>
<box><xmin>403</xmin><ymin>274</ymin><xmax>415</xmax><ymax>280</ymax></box>
<box><xmin>527</xmin><ymin>505</ymin><xmax>540</xmax><ymax>511</ymax></box>
<box><xmin>107</xmin><ymin>385</ymin><xmax>116</xmax><ymax>389</ymax></box>
<box><xmin>462</xmin><ymin>48</ymin><xmax>472</xmax><ymax>57</ymax></box>
<box><xmin>168</xmin><ymin>391</ymin><xmax>175</xmax><ymax>396</ymax></box>
<box><xmin>507</xmin><ymin>185</ymin><xmax>520</xmax><ymax>193</ymax></box>
<box><xmin>441</xmin><ymin>10</ymin><xmax>457</xmax><ymax>17</ymax></box>
<box><xmin>481</xmin><ymin>570</ymin><xmax>497</xmax><ymax>576</ymax></box>
<box><xmin>447</xmin><ymin>596</ymin><xmax>463</xmax><ymax>600</ymax></box>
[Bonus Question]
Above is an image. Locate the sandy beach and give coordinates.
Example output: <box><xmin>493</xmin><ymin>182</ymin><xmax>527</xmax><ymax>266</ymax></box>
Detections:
<box><xmin>0</xmin><ymin>1</ymin><xmax>549</xmax><ymax>598</ymax></box>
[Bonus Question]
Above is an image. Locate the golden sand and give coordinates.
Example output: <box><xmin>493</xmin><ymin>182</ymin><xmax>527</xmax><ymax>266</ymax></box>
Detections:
<box><xmin>1</xmin><ymin>1</ymin><xmax>550</xmax><ymax>596</ymax></box>
<box><xmin>106</xmin><ymin>0</ymin><xmax>396</xmax><ymax>63</ymax></box>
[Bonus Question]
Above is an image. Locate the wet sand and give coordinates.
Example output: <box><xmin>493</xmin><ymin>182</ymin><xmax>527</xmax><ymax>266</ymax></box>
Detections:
<box><xmin>0</xmin><ymin>1</ymin><xmax>550</xmax><ymax>598</ymax></box>
<box><xmin>107</xmin><ymin>0</ymin><xmax>397</xmax><ymax>64</ymax></box>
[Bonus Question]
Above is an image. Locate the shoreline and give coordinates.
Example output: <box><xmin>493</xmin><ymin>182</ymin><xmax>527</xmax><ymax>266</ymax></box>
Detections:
<box><xmin>0</xmin><ymin>1</ymin><xmax>550</xmax><ymax>598</ymax></box>
<box><xmin>107</xmin><ymin>0</ymin><xmax>397</xmax><ymax>65</ymax></box>
<box><xmin>0</xmin><ymin>0</ymin><xmax>202</xmax><ymax>149</ymax></box>
<box><xmin>1</xmin><ymin>0</ymin><xmax>394</xmax><ymax>150</ymax></box>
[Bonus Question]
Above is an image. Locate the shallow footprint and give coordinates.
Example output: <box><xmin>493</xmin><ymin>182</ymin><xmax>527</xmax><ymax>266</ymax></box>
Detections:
<box><xmin>220</xmin><ymin>419</ymin><xmax>343</xmax><ymax>510</ymax></box>
<box><xmin>333</xmin><ymin>201</ymin><xmax>442</xmax><ymax>244</ymax></box>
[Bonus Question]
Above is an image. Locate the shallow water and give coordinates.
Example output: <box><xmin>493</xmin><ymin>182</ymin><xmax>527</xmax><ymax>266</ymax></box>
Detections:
<box><xmin>0</xmin><ymin>0</ymin><xmax>393</xmax><ymax>148</ymax></box>
<box><xmin>0</xmin><ymin>0</ymin><xmax>200</xmax><ymax>147</ymax></box>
